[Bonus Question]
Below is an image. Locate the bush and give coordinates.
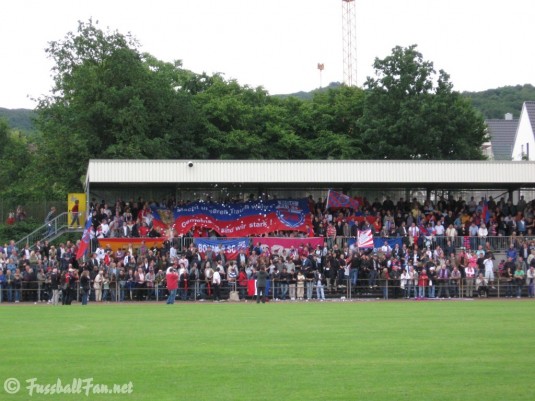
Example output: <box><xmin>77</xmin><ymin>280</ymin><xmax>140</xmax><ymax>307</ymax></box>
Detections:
<box><xmin>0</xmin><ymin>219</ymin><xmax>42</xmax><ymax>243</ymax></box>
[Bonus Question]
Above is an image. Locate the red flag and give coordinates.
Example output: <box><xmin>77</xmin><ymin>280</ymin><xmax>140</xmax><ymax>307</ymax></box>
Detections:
<box><xmin>325</xmin><ymin>190</ymin><xmax>360</xmax><ymax>210</ymax></box>
<box><xmin>76</xmin><ymin>214</ymin><xmax>93</xmax><ymax>260</ymax></box>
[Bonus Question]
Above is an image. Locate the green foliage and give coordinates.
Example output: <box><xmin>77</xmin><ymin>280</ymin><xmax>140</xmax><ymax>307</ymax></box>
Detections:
<box><xmin>359</xmin><ymin>45</ymin><xmax>488</xmax><ymax>159</ymax></box>
<box><xmin>0</xmin><ymin>119</ymin><xmax>36</xmax><ymax>202</ymax></box>
<box><xmin>0</xmin><ymin>108</ymin><xmax>35</xmax><ymax>132</ymax></box>
<box><xmin>0</xmin><ymin>24</ymin><xmax>497</xmax><ymax>219</ymax></box>
<box><xmin>34</xmin><ymin>20</ymin><xmax>203</xmax><ymax>192</ymax></box>
<box><xmin>0</xmin><ymin>219</ymin><xmax>41</xmax><ymax>244</ymax></box>
<box><xmin>464</xmin><ymin>84</ymin><xmax>535</xmax><ymax>119</ymax></box>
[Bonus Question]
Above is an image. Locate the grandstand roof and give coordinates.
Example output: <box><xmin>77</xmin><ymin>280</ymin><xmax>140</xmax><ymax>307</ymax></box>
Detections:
<box><xmin>86</xmin><ymin>159</ymin><xmax>535</xmax><ymax>190</ymax></box>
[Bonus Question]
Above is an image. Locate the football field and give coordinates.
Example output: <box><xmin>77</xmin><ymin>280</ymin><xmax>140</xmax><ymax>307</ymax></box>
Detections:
<box><xmin>1</xmin><ymin>300</ymin><xmax>534</xmax><ymax>401</ymax></box>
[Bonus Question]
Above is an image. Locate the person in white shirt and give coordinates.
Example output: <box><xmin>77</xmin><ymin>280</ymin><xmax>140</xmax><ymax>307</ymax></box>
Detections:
<box><xmin>483</xmin><ymin>253</ymin><xmax>495</xmax><ymax>289</ymax></box>
<box><xmin>445</xmin><ymin>224</ymin><xmax>457</xmax><ymax>240</ymax></box>
<box><xmin>169</xmin><ymin>245</ymin><xmax>178</xmax><ymax>262</ymax></box>
<box><xmin>212</xmin><ymin>267</ymin><xmax>221</xmax><ymax>301</ymax></box>
<box><xmin>178</xmin><ymin>254</ymin><xmax>189</xmax><ymax>271</ymax></box>
<box><xmin>380</xmin><ymin>241</ymin><xmax>392</xmax><ymax>256</ymax></box>
<box><xmin>99</xmin><ymin>219</ymin><xmax>110</xmax><ymax>238</ymax></box>
<box><xmin>93</xmin><ymin>270</ymin><xmax>104</xmax><ymax>302</ymax></box>
<box><xmin>478</xmin><ymin>223</ymin><xmax>488</xmax><ymax>238</ymax></box>
<box><xmin>315</xmin><ymin>270</ymin><xmax>325</xmax><ymax>301</ymax></box>
<box><xmin>464</xmin><ymin>263</ymin><xmax>477</xmax><ymax>297</ymax></box>
<box><xmin>95</xmin><ymin>246</ymin><xmax>105</xmax><ymax>262</ymax></box>
<box><xmin>400</xmin><ymin>269</ymin><xmax>410</xmax><ymax>298</ymax></box>
<box><xmin>408</xmin><ymin>223</ymin><xmax>419</xmax><ymax>246</ymax></box>
<box><xmin>435</xmin><ymin>222</ymin><xmax>445</xmax><ymax>236</ymax></box>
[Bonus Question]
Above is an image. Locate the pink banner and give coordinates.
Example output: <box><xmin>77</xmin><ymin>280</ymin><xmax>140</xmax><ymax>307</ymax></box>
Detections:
<box><xmin>255</xmin><ymin>237</ymin><xmax>324</xmax><ymax>258</ymax></box>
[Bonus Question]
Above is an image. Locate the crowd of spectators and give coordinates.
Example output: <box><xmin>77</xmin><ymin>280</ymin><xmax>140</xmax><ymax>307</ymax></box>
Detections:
<box><xmin>1</xmin><ymin>193</ymin><xmax>535</xmax><ymax>304</ymax></box>
<box><xmin>83</xmin><ymin>193</ymin><xmax>535</xmax><ymax>241</ymax></box>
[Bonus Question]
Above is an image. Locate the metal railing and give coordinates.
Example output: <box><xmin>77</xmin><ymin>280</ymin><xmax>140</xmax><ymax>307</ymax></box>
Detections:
<box><xmin>15</xmin><ymin>212</ymin><xmax>81</xmax><ymax>249</ymax></box>
<box><xmin>1</xmin><ymin>276</ymin><xmax>533</xmax><ymax>304</ymax></box>
<box><xmin>171</xmin><ymin>235</ymin><xmax>532</xmax><ymax>254</ymax></box>
<box><xmin>13</xmin><ymin>227</ymin><xmax>535</xmax><ymax>258</ymax></box>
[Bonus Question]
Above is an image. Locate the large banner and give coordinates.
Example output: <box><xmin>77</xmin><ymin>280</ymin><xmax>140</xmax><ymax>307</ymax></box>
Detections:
<box><xmin>256</xmin><ymin>237</ymin><xmax>324</xmax><ymax>257</ymax></box>
<box><xmin>194</xmin><ymin>237</ymin><xmax>250</xmax><ymax>260</ymax></box>
<box><xmin>152</xmin><ymin>199</ymin><xmax>312</xmax><ymax>237</ymax></box>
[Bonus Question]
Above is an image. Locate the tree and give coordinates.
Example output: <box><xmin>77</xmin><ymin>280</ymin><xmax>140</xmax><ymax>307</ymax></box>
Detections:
<box><xmin>0</xmin><ymin>119</ymin><xmax>34</xmax><ymax>202</ymax></box>
<box><xmin>34</xmin><ymin>19</ymin><xmax>202</xmax><ymax>193</ymax></box>
<box><xmin>359</xmin><ymin>45</ymin><xmax>488</xmax><ymax>159</ymax></box>
<box><xmin>306</xmin><ymin>86</ymin><xmax>365</xmax><ymax>159</ymax></box>
<box><xmin>463</xmin><ymin>84</ymin><xmax>535</xmax><ymax>119</ymax></box>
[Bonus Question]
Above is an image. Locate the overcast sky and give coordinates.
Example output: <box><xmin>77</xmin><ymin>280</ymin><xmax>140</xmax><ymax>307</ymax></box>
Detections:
<box><xmin>1</xmin><ymin>0</ymin><xmax>534</xmax><ymax>109</ymax></box>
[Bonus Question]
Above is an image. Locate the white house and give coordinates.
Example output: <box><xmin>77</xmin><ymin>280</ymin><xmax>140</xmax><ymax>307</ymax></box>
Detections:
<box><xmin>512</xmin><ymin>101</ymin><xmax>535</xmax><ymax>160</ymax></box>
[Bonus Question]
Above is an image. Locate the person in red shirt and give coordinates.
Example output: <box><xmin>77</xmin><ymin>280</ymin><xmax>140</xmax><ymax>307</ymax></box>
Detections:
<box><xmin>237</xmin><ymin>268</ymin><xmax>248</xmax><ymax>300</ymax></box>
<box><xmin>70</xmin><ymin>199</ymin><xmax>80</xmax><ymax>227</ymax></box>
<box><xmin>138</xmin><ymin>221</ymin><xmax>150</xmax><ymax>237</ymax></box>
<box><xmin>326</xmin><ymin>222</ymin><xmax>336</xmax><ymax>248</ymax></box>
<box><xmin>166</xmin><ymin>265</ymin><xmax>179</xmax><ymax>304</ymax></box>
<box><xmin>418</xmin><ymin>268</ymin><xmax>429</xmax><ymax>299</ymax></box>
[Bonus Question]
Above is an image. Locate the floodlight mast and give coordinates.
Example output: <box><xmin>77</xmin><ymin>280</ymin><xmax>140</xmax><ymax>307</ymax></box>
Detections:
<box><xmin>342</xmin><ymin>0</ymin><xmax>357</xmax><ymax>86</ymax></box>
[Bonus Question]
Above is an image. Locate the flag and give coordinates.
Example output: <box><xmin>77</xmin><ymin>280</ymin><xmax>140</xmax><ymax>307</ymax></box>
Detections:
<box><xmin>482</xmin><ymin>199</ymin><xmax>491</xmax><ymax>224</ymax></box>
<box><xmin>76</xmin><ymin>214</ymin><xmax>93</xmax><ymax>260</ymax></box>
<box><xmin>247</xmin><ymin>279</ymin><xmax>257</xmax><ymax>296</ymax></box>
<box><xmin>357</xmin><ymin>229</ymin><xmax>374</xmax><ymax>249</ymax></box>
<box><xmin>418</xmin><ymin>224</ymin><xmax>429</xmax><ymax>236</ymax></box>
<box><xmin>325</xmin><ymin>190</ymin><xmax>360</xmax><ymax>210</ymax></box>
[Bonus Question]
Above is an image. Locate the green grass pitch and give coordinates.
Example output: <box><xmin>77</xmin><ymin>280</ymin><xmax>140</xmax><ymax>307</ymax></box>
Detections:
<box><xmin>1</xmin><ymin>300</ymin><xmax>534</xmax><ymax>401</ymax></box>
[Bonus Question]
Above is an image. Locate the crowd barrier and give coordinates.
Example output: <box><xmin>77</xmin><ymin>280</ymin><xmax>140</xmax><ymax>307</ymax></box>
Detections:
<box><xmin>1</xmin><ymin>276</ymin><xmax>533</xmax><ymax>304</ymax></box>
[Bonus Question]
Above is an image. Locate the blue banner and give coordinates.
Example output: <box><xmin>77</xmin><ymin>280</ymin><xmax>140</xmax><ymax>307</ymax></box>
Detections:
<box><xmin>194</xmin><ymin>237</ymin><xmax>250</xmax><ymax>259</ymax></box>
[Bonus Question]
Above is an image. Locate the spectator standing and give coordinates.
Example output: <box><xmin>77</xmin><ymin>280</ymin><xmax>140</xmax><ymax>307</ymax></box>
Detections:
<box><xmin>80</xmin><ymin>270</ymin><xmax>90</xmax><ymax>305</ymax></box>
<box><xmin>70</xmin><ymin>200</ymin><xmax>81</xmax><ymax>228</ymax></box>
<box><xmin>379</xmin><ymin>268</ymin><xmax>389</xmax><ymax>300</ymax></box>
<box><xmin>212</xmin><ymin>267</ymin><xmax>222</xmax><ymax>302</ymax></box>
<box><xmin>427</xmin><ymin>266</ymin><xmax>437</xmax><ymax>298</ymax></box>
<box><xmin>256</xmin><ymin>266</ymin><xmax>268</xmax><ymax>304</ymax></box>
<box><xmin>437</xmin><ymin>263</ymin><xmax>451</xmax><ymax>299</ymax></box>
<box><xmin>315</xmin><ymin>270</ymin><xmax>325</xmax><ymax>301</ymax></box>
<box><xmin>483</xmin><ymin>253</ymin><xmax>495</xmax><ymax>289</ymax></box>
<box><xmin>417</xmin><ymin>268</ymin><xmax>428</xmax><ymax>299</ymax></box>
<box><xmin>165</xmin><ymin>265</ymin><xmax>179</xmax><ymax>304</ymax></box>
<box><xmin>94</xmin><ymin>270</ymin><xmax>103</xmax><ymax>302</ymax></box>
<box><xmin>476</xmin><ymin>273</ymin><xmax>489</xmax><ymax>297</ymax></box>
<box><xmin>450</xmin><ymin>266</ymin><xmax>461</xmax><ymax>298</ymax></box>
<box><xmin>50</xmin><ymin>268</ymin><xmax>60</xmax><ymax>305</ymax></box>
<box><xmin>526</xmin><ymin>266</ymin><xmax>535</xmax><ymax>298</ymax></box>
<box><xmin>296</xmin><ymin>269</ymin><xmax>305</xmax><ymax>301</ymax></box>
<box><xmin>45</xmin><ymin>207</ymin><xmax>57</xmax><ymax>236</ymax></box>
<box><xmin>464</xmin><ymin>262</ymin><xmax>476</xmax><ymax>298</ymax></box>
<box><xmin>514</xmin><ymin>267</ymin><xmax>525</xmax><ymax>298</ymax></box>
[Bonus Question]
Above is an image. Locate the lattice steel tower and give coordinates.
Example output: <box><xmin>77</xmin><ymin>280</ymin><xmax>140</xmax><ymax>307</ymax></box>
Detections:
<box><xmin>342</xmin><ymin>0</ymin><xmax>357</xmax><ymax>86</ymax></box>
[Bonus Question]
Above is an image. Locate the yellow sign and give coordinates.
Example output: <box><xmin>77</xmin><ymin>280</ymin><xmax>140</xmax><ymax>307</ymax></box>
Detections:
<box><xmin>67</xmin><ymin>193</ymin><xmax>87</xmax><ymax>228</ymax></box>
